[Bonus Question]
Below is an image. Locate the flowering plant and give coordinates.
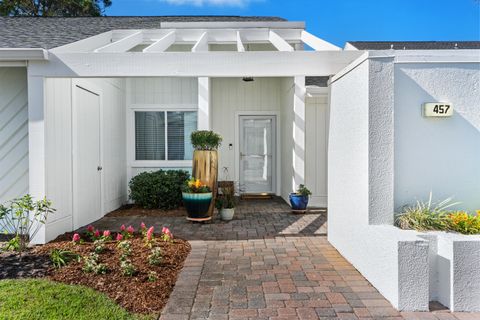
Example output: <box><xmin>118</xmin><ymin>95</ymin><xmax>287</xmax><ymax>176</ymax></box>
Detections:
<box><xmin>102</xmin><ymin>230</ymin><xmax>112</xmax><ymax>241</ymax></box>
<box><xmin>182</xmin><ymin>178</ymin><xmax>211</xmax><ymax>193</ymax></box>
<box><xmin>120</xmin><ymin>224</ymin><xmax>134</xmax><ymax>239</ymax></box>
<box><xmin>446</xmin><ymin>211</ymin><xmax>480</xmax><ymax>235</ymax></box>
<box><xmin>144</xmin><ymin>226</ymin><xmax>155</xmax><ymax>248</ymax></box>
<box><xmin>72</xmin><ymin>233</ymin><xmax>82</xmax><ymax>244</ymax></box>
<box><xmin>86</xmin><ymin>225</ymin><xmax>100</xmax><ymax>241</ymax></box>
<box><xmin>161</xmin><ymin>227</ymin><xmax>173</xmax><ymax>242</ymax></box>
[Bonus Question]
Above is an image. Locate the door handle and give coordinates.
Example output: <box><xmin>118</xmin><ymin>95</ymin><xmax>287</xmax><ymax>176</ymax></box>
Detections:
<box><xmin>97</xmin><ymin>166</ymin><xmax>103</xmax><ymax>171</ymax></box>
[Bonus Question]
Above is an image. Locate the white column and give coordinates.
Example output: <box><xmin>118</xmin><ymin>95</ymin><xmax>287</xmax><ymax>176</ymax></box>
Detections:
<box><xmin>293</xmin><ymin>76</ymin><xmax>306</xmax><ymax>191</ymax></box>
<box><xmin>27</xmin><ymin>74</ymin><xmax>47</xmax><ymax>244</ymax></box>
<box><xmin>198</xmin><ymin>77</ymin><xmax>211</xmax><ymax>130</ymax></box>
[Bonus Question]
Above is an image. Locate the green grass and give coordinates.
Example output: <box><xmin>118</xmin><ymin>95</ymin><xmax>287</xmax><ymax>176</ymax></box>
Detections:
<box><xmin>0</xmin><ymin>279</ymin><xmax>155</xmax><ymax>320</ymax></box>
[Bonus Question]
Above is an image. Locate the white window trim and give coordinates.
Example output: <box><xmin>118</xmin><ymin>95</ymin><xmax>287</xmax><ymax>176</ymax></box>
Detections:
<box><xmin>127</xmin><ymin>104</ymin><xmax>198</xmax><ymax>168</ymax></box>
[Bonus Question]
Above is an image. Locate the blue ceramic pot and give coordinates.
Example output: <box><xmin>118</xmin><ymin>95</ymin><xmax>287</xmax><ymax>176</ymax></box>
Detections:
<box><xmin>289</xmin><ymin>193</ymin><xmax>309</xmax><ymax>211</ymax></box>
<box><xmin>182</xmin><ymin>192</ymin><xmax>213</xmax><ymax>221</ymax></box>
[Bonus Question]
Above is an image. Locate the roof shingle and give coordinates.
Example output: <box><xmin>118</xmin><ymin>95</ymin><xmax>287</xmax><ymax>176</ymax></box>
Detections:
<box><xmin>0</xmin><ymin>16</ymin><xmax>286</xmax><ymax>49</ymax></box>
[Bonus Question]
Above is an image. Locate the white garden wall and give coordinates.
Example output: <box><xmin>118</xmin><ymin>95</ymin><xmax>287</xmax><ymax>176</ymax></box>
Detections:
<box><xmin>394</xmin><ymin>63</ymin><xmax>480</xmax><ymax>212</ymax></box>
<box><xmin>328</xmin><ymin>51</ymin><xmax>480</xmax><ymax>312</ymax></box>
<box><xmin>43</xmin><ymin>78</ymin><xmax>127</xmax><ymax>241</ymax></box>
<box><xmin>0</xmin><ymin>68</ymin><xmax>28</xmax><ymax>204</ymax></box>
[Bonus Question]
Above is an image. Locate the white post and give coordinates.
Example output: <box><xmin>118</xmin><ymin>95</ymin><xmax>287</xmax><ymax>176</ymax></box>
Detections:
<box><xmin>198</xmin><ymin>77</ymin><xmax>211</xmax><ymax>130</ymax></box>
<box><xmin>27</xmin><ymin>74</ymin><xmax>47</xmax><ymax>244</ymax></box>
<box><xmin>293</xmin><ymin>76</ymin><xmax>306</xmax><ymax>191</ymax></box>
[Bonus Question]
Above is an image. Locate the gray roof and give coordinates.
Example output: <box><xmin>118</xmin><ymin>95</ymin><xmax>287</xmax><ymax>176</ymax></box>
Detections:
<box><xmin>306</xmin><ymin>76</ymin><xmax>329</xmax><ymax>87</ymax></box>
<box><xmin>347</xmin><ymin>41</ymin><xmax>480</xmax><ymax>50</ymax></box>
<box><xmin>0</xmin><ymin>16</ymin><xmax>286</xmax><ymax>49</ymax></box>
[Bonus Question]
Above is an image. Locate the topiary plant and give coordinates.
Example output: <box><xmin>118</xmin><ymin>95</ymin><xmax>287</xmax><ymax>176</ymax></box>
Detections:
<box><xmin>190</xmin><ymin>130</ymin><xmax>222</xmax><ymax>151</ymax></box>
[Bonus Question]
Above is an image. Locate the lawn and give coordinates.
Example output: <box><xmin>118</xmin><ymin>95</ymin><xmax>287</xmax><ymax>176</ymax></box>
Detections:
<box><xmin>0</xmin><ymin>279</ymin><xmax>153</xmax><ymax>320</ymax></box>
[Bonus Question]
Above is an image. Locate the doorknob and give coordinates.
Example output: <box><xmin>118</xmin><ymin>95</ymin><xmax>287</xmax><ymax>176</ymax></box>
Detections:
<box><xmin>97</xmin><ymin>166</ymin><xmax>103</xmax><ymax>171</ymax></box>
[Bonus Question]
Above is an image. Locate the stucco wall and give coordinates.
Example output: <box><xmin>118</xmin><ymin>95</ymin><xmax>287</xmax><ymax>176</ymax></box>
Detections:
<box><xmin>0</xmin><ymin>68</ymin><xmax>28</xmax><ymax>204</ymax></box>
<box><xmin>328</xmin><ymin>58</ymin><xmax>430</xmax><ymax>311</ymax></box>
<box><xmin>394</xmin><ymin>63</ymin><xmax>480</xmax><ymax>212</ymax></box>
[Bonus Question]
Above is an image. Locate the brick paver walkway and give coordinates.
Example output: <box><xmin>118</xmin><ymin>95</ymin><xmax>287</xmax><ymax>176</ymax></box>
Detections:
<box><xmin>89</xmin><ymin>198</ymin><xmax>479</xmax><ymax>320</ymax></box>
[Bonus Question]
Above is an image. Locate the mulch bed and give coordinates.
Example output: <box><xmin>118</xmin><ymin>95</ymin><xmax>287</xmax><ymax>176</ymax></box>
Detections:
<box><xmin>31</xmin><ymin>233</ymin><xmax>191</xmax><ymax>314</ymax></box>
<box><xmin>0</xmin><ymin>250</ymin><xmax>51</xmax><ymax>279</ymax></box>
<box><xmin>106</xmin><ymin>204</ymin><xmax>187</xmax><ymax>218</ymax></box>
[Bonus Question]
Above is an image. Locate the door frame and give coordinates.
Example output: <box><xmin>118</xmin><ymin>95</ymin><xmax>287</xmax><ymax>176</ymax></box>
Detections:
<box><xmin>235</xmin><ymin>111</ymin><xmax>281</xmax><ymax>196</ymax></box>
<box><xmin>71</xmin><ymin>79</ymin><xmax>104</xmax><ymax>229</ymax></box>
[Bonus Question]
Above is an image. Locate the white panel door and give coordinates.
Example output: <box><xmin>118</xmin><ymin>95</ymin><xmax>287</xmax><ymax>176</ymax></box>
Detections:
<box><xmin>239</xmin><ymin>115</ymin><xmax>276</xmax><ymax>194</ymax></box>
<box><xmin>73</xmin><ymin>84</ymin><xmax>102</xmax><ymax>229</ymax></box>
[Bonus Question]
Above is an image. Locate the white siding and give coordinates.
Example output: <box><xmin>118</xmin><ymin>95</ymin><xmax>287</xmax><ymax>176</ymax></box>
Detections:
<box><xmin>126</xmin><ymin>77</ymin><xmax>198</xmax><ymax>182</ymax></box>
<box><xmin>44</xmin><ymin>78</ymin><xmax>127</xmax><ymax>234</ymax></box>
<box><xmin>305</xmin><ymin>95</ymin><xmax>329</xmax><ymax>207</ymax></box>
<box><xmin>211</xmin><ymin>77</ymin><xmax>284</xmax><ymax>189</ymax></box>
<box><xmin>0</xmin><ymin>68</ymin><xmax>28</xmax><ymax>204</ymax></box>
<box><xmin>280</xmin><ymin>78</ymin><xmax>294</xmax><ymax>200</ymax></box>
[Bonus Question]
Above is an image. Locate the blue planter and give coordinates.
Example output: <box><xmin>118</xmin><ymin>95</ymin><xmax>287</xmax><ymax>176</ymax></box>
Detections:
<box><xmin>289</xmin><ymin>193</ymin><xmax>309</xmax><ymax>212</ymax></box>
<box><xmin>182</xmin><ymin>192</ymin><xmax>213</xmax><ymax>221</ymax></box>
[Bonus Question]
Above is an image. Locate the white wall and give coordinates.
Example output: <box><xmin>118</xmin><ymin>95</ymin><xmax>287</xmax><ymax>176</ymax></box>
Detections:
<box><xmin>44</xmin><ymin>78</ymin><xmax>126</xmax><ymax>239</ymax></box>
<box><xmin>0</xmin><ymin>68</ymin><xmax>29</xmax><ymax>204</ymax></box>
<box><xmin>394</xmin><ymin>63</ymin><xmax>480</xmax><ymax>212</ymax></box>
<box><xmin>126</xmin><ymin>77</ymin><xmax>198</xmax><ymax>183</ymax></box>
<box><xmin>211</xmin><ymin>77</ymin><xmax>286</xmax><ymax>191</ymax></box>
<box><xmin>280</xmin><ymin>78</ymin><xmax>294</xmax><ymax>200</ymax></box>
<box><xmin>305</xmin><ymin>95</ymin><xmax>329</xmax><ymax>207</ymax></box>
<box><xmin>328</xmin><ymin>58</ymin><xmax>430</xmax><ymax>311</ymax></box>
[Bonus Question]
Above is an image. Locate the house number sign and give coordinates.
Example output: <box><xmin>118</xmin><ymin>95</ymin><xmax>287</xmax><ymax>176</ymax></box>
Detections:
<box><xmin>423</xmin><ymin>103</ymin><xmax>453</xmax><ymax>117</ymax></box>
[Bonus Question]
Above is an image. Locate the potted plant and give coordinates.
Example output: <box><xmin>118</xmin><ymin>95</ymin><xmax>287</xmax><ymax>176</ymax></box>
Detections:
<box><xmin>190</xmin><ymin>130</ymin><xmax>223</xmax><ymax>217</ymax></box>
<box><xmin>182</xmin><ymin>178</ymin><xmax>213</xmax><ymax>221</ymax></box>
<box><xmin>215</xmin><ymin>183</ymin><xmax>237</xmax><ymax>221</ymax></box>
<box><xmin>289</xmin><ymin>184</ymin><xmax>312</xmax><ymax>213</ymax></box>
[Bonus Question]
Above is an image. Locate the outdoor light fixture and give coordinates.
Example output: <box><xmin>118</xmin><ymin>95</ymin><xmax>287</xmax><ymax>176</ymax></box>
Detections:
<box><xmin>242</xmin><ymin>77</ymin><xmax>255</xmax><ymax>82</ymax></box>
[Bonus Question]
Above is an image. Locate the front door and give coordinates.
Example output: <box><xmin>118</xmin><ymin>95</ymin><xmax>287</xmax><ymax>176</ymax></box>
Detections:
<box><xmin>239</xmin><ymin>115</ymin><xmax>276</xmax><ymax>194</ymax></box>
<box><xmin>73</xmin><ymin>83</ymin><xmax>102</xmax><ymax>229</ymax></box>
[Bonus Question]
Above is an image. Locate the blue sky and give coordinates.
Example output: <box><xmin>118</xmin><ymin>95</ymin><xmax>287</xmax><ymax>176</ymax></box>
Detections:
<box><xmin>106</xmin><ymin>0</ymin><xmax>480</xmax><ymax>46</ymax></box>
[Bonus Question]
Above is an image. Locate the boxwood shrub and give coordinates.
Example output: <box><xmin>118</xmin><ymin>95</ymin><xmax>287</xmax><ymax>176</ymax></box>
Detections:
<box><xmin>129</xmin><ymin>170</ymin><xmax>190</xmax><ymax>210</ymax></box>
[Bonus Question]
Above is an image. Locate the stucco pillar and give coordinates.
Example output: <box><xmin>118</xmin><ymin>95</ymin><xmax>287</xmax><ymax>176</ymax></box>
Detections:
<box><xmin>27</xmin><ymin>73</ymin><xmax>47</xmax><ymax>244</ymax></box>
<box><xmin>198</xmin><ymin>77</ymin><xmax>211</xmax><ymax>130</ymax></box>
<box><xmin>293</xmin><ymin>76</ymin><xmax>306</xmax><ymax>191</ymax></box>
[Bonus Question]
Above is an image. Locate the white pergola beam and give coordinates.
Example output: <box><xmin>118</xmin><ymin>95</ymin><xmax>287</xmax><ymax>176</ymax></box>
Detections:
<box><xmin>192</xmin><ymin>32</ymin><xmax>209</xmax><ymax>52</ymax></box>
<box><xmin>236</xmin><ymin>31</ymin><xmax>245</xmax><ymax>52</ymax></box>
<box><xmin>301</xmin><ymin>30</ymin><xmax>341</xmax><ymax>51</ymax></box>
<box><xmin>269</xmin><ymin>30</ymin><xmax>294</xmax><ymax>52</ymax></box>
<box><xmin>143</xmin><ymin>31</ymin><xmax>176</xmax><ymax>53</ymax></box>
<box><xmin>94</xmin><ymin>31</ymin><xmax>143</xmax><ymax>53</ymax></box>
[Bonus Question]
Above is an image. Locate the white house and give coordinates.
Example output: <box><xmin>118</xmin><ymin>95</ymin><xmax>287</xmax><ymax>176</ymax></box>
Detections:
<box><xmin>0</xmin><ymin>16</ymin><xmax>479</xmax><ymax>312</ymax></box>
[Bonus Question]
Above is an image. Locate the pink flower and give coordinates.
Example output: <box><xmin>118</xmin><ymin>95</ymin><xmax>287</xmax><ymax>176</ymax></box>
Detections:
<box><xmin>140</xmin><ymin>222</ymin><xmax>146</xmax><ymax>230</ymax></box>
<box><xmin>87</xmin><ymin>225</ymin><xmax>94</xmax><ymax>232</ymax></box>
<box><xmin>72</xmin><ymin>233</ymin><xmax>81</xmax><ymax>242</ymax></box>
<box><xmin>162</xmin><ymin>227</ymin><xmax>171</xmax><ymax>235</ymax></box>
<box><xmin>94</xmin><ymin>230</ymin><xmax>100</xmax><ymax>238</ymax></box>
<box><xmin>146</xmin><ymin>226</ymin><xmax>154</xmax><ymax>240</ymax></box>
<box><xmin>120</xmin><ymin>224</ymin><xmax>126</xmax><ymax>231</ymax></box>
<box><xmin>116</xmin><ymin>233</ymin><xmax>123</xmax><ymax>241</ymax></box>
<box><xmin>126</xmin><ymin>225</ymin><xmax>134</xmax><ymax>234</ymax></box>
<box><xmin>103</xmin><ymin>230</ymin><xmax>111</xmax><ymax>238</ymax></box>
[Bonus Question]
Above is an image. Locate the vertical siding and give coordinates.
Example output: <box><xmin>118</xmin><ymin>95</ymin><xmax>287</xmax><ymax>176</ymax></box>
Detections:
<box><xmin>211</xmin><ymin>77</ymin><xmax>283</xmax><ymax>183</ymax></box>
<box><xmin>45</xmin><ymin>78</ymin><xmax>127</xmax><ymax>234</ymax></box>
<box><xmin>305</xmin><ymin>96</ymin><xmax>329</xmax><ymax>207</ymax></box>
<box><xmin>0</xmin><ymin>68</ymin><xmax>28</xmax><ymax>204</ymax></box>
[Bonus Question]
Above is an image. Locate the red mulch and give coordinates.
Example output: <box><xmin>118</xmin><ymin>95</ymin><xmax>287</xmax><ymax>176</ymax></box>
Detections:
<box><xmin>106</xmin><ymin>204</ymin><xmax>186</xmax><ymax>217</ymax></box>
<box><xmin>34</xmin><ymin>233</ymin><xmax>191</xmax><ymax>314</ymax></box>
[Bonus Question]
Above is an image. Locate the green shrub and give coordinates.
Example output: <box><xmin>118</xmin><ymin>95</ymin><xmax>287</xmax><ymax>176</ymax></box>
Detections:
<box><xmin>129</xmin><ymin>170</ymin><xmax>190</xmax><ymax>209</ymax></box>
<box><xmin>190</xmin><ymin>130</ymin><xmax>222</xmax><ymax>150</ymax></box>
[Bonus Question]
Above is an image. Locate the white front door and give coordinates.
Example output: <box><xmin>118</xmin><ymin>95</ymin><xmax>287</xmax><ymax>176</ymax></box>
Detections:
<box><xmin>239</xmin><ymin>115</ymin><xmax>276</xmax><ymax>194</ymax></box>
<box><xmin>73</xmin><ymin>83</ymin><xmax>102</xmax><ymax>229</ymax></box>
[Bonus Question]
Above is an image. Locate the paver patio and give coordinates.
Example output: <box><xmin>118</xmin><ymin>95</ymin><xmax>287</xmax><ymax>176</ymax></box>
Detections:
<box><xmin>88</xmin><ymin>198</ymin><xmax>480</xmax><ymax>320</ymax></box>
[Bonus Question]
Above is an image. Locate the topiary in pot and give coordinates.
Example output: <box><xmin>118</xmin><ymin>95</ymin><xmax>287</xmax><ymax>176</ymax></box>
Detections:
<box><xmin>190</xmin><ymin>131</ymin><xmax>223</xmax><ymax>219</ymax></box>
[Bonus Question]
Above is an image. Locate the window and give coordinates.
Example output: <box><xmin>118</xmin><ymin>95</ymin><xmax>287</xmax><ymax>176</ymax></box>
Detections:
<box><xmin>135</xmin><ymin>111</ymin><xmax>197</xmax><ymax>161</ymax></box>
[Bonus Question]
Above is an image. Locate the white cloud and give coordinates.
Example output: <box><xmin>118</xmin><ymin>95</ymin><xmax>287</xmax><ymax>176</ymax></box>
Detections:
<box><xmin>160</xmin><ymin>0</ymin><xmax>258</xmax><ymax>7</ymax></box>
